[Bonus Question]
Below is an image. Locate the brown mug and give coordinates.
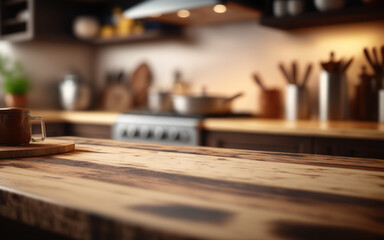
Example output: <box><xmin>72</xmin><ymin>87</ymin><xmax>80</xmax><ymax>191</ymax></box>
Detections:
<box><xmin>0</xmin><ymin>108</ymin><xmax>46</xmax><ymax>145</ymax></box>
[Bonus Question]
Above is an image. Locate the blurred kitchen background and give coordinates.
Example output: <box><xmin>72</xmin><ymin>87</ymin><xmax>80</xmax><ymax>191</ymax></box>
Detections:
<box><xmin>0</xmin><ymin>0</ymin><xmax>382</xmax><ymax>114</ymax></box>
<box><xmin>1</xmin><ymin>0</ymin><xmax>384</xmax><ymax>158</ymax></box>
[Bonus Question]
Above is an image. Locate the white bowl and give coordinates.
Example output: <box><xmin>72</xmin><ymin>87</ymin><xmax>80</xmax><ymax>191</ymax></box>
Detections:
<box><xmin>73</xmin><ymin>16</ymin><xmax>100</xmax><ymax>40</ymax></box>
<box><xmin>314</xmin><ymin>0</ymin><xmax>346</xmax><ymax>12</ymax></box>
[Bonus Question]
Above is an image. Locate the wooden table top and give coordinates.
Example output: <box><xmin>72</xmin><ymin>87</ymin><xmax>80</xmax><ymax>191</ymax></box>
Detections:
<box><xmin>0</xmin><ymin>137</ymin><xmax>383</xmax><ymax>239</ymax></box>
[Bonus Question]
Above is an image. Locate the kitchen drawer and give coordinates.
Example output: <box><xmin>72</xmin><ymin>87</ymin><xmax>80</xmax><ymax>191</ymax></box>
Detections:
<box><xmin>313</xmin><ymin>137</ymin><xmax>384</xmax><ymax>159</ymax></box>
<box><xmin>202</xmin><ymin>131</ymin><xmax>312</xmax><ymax>154</ymax></box>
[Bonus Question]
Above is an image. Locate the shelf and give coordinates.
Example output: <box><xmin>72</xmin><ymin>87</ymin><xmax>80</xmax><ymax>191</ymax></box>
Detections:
<box><xmin>3</xmin><ymin>18</ymin><xmax>26</xmax><ymax>26</ymax></box>
<box><xmin>4</xmin><ymin>0</ymin><xmax>27</xmax><ymax>6</ymax></box>
<box><xmin>260</xmin><ymin>6</ymin><xmax>384</xmax><ymax>30</ymax></box>
<box><xmin>91</xmin><ymin>29</ymin><xmax>182</xmax><ymax>45</ymax></box>
<box><xmin>0</xmin><ymin>31</ymin><xmax>32</xmax><ymax>42</ymax></box>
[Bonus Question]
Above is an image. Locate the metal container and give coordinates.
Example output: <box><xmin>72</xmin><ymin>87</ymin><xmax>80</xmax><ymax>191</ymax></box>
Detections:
<box><xmin>285</xmin><ymin>84</ymin><xmax>310</xmax><ymax>121</ymax></box>
<box><xmin>319</xmin><ymin>71</ymin><xmax>349</xmax><ymax>121</ymax></box>
<box><xmin>59</xmin><ymin>72</ymin><xmax>91</xmax><ymax>111</ymax></box>
<box><xmin>172</xmin><ymin>92</ymin><xmax>243</xmax><ymax>115</ymax></box>
<box><xmin>379</xmin><ymin>89</ymin><xmax>384</xmax><ymax>123</ymax></box>
<box><xmin>148</xmin><ymin>91</ymin><xmax>172</xmax><ymax>113</ymax></box>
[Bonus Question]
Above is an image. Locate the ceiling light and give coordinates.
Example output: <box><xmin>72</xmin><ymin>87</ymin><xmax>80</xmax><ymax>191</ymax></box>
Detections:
<box><xmin>177</xmin><ymin>10</ymin><xmax>190</xmax><ymax>18</ymax></box>
<box><xmin>213</xmin><ymin>4</ymin><xmax>226</xmax><ymax>13</ymax></box>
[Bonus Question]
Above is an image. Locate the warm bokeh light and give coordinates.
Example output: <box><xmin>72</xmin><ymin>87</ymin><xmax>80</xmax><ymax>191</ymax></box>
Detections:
<box><xmin>177</xmin><ymin>10</ymin><xmax>190</xmax><ymax>18</ymax></box>
<box><xmin>213</xmin><ymin>4</ymin><xmax>227</xmax><ymax>13</ymax></box>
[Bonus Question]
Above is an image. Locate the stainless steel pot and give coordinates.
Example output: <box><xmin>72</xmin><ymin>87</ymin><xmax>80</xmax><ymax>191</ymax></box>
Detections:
<box><xmin>172</xmin><ymin>92</ymin><xmax>243</xmax><ymax>115</ymax></box>
<box><xmin>148</xmin><ymin>91</ymin><xmax>172</xmax><ymax>112</ymax></box>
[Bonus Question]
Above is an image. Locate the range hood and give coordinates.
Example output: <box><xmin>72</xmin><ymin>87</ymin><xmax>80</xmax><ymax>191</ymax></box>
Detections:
<box><xmin>124</xmin><ymin>0</ymin><xmax>263</xmax><ymax>26</ymax></box>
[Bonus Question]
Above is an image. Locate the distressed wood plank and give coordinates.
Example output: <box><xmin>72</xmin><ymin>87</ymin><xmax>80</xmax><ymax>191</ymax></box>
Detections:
<box><xmin>0</xmin><ymin>137</ymin><xmax>383</xmax><ymax>240</ymax></box>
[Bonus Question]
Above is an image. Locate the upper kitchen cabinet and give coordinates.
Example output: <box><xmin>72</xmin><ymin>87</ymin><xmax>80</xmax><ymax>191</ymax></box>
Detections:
<box><xmin>124</xmin><ymin>0</ymin><xmax>264</xmax><ymax>26</ymax></box>
<box><xmin>260</xmin><ymin>0</ymin><xmax>384</xmax><ymax>30</ymax></box>
<box><xmin>0</xmin><ymin>0</ymin><xmax>95</xmax><ymax>42</ymax></box>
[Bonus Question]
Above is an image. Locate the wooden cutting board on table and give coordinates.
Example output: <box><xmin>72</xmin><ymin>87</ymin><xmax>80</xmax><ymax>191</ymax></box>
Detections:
<box><xmin>0</xmin><ymin>139</ymin><xmax>75</xmax><ymax>159</ymax></box>
<box><xmin>131</xmin><ymin>62</ymin><xmax>152</xmax><ymax>108</ymax></box>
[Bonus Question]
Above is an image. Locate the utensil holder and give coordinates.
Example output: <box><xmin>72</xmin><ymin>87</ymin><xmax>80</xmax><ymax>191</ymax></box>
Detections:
<box><xmin>379</xmin><ymin>89</ymin><xmax>384</xmax><ymax>123</ymax></box>
<box><xmin>319</xmin><ymin>71</ymin><xmax>349</xmax><ymax>121</ymax></box>
<box><xmin>285</xmin><ymin>84</ymin><xmax>310</xmax><ymax>121</ymax></box>
<box><xmin>259</xmin><ymin>89</ymin><xmax>282</xmax><ymax>118</ymax></box>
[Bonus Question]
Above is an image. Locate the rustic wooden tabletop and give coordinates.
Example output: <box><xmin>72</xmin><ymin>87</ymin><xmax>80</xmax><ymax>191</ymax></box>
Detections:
<box><xmin>0</xmin><ymin>137</ymin><xmax>383</xmax><ymax>239</ymax></box>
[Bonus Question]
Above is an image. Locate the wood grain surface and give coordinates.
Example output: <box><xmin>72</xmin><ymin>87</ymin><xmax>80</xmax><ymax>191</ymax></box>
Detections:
<box><xmin>0</xmin><ymin>137</ymin><xmax>383</xmax><ymax>240</ymax></box>
<box><xmin>0</xmin><ymin>139</ymin><xmax>75</xmax><ymax>159</ymax></box>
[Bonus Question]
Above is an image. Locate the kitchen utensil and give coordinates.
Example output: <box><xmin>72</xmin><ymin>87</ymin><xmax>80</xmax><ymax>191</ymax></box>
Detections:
<box><xmin>379</xmin><ymin>89</ymin><xmax>384</xmax><ymax>123</ymax></box>
<box><xmin>59</xmin><ymin>71</ymin><xmax>91</xmax><ymax>111</ymax></box>
<box><xmin>354</xmin><ymin>66</ymin><xmax>378</xmax><ymax>121</ymax></box>
<box><xmin>131</xmin><ymin>63</ymin><xmax>152</xmax><ymax>108</ymax></box>
<box><xmin>259</xmin><ymin>89</ymin><xmax>282</xmax><ymax>118</ymax></box>
<box><xmin>172</xmin><ymin>92</ymin><xmax>244</xmax><ymax>115</ymax></box>
<box><xmin>342</xmin><ymin>57</ymin><xmax>354</xmax><ymax>72</ymax></box>
<box><xmin>101</xmin><ymin>70</ymin><xmax>132</xmax><ymax>112</ymax></box>
<box><xmin>285</xmin><ymin>84</ymin><xmax>310</xmax><ymax>121</ymax></box>
<box><xmin>148</xmin><ymin>91</ymin><xmax>173</xmax><ymax>112</ymax></box>
<box><xmin>0</xmin><ymin>139</ymin><xmax>75</xmax><ymax>159</ymax></box>
<box><xmin>301</xmin><ymin>63</ymin><xmax>312</xmax><ymax>87</ymax></box>
<box><xmin>279</xmin><ymin>63</ymin><xmax>292</xmax><ymax>84</ymax></box>
<box><xmin>273</xmin><ymin>0</ymin><xmax>288</xmax><ymax>17</ymax></box>
<box><xmin>319</xmin><ymin>70</ymin><xmax>349</xmax><ymax>121</ymax></box>
<box><xmin>364</xmin><ymin>47</ymin><xmax>382</xmax><ymax>73</ymax></box>
<box><xmin>314</xmin><ymin>0</ymin><xmax>346</xmax><ymax>12</ymax></box>
<box><xmin>287</xmin><ymin>0</ymin><xmax>305</xmax><ymax>16</ymax></box>
<box><xmin>0</xmin><ymin>108</ymin><xmax>45</xmax><ymax>145</ymax></box>
<box><xmin>292</xmin><ymin>61</ymin><xmax>297</xmax><ymax>85</ymax></box>
<box><xmin>252</xmin><ymin>73</ymin><xmax>267</xmax><ymax>91</ymax></box>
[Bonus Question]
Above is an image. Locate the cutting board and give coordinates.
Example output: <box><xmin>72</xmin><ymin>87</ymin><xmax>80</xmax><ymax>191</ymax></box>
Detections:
<box><xmin>0</xmin><ymin>139</ymin><xmax>75</xmax><ymax>159</ymax></box>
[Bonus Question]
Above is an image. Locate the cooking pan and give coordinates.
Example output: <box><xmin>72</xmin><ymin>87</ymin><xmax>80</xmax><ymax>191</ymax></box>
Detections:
<box><xmin>172</xmin><ymin>92</ymin><xmax>243</xmax><ymax>115</ymax></box>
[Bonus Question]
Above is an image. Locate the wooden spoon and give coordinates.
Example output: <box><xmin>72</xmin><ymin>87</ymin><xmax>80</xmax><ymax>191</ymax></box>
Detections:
<box><xmin>279</xmin><ymin>63</ymin><xmax>292</xmax><ymax>84</ymax></box>
<box><xmin>252</xmin><ymin>73</ymin><xmax>267</xmax><ymax>91</ymax></box>
<box><xmin>292</xmin><ymin>61</ymin><xmax>297</xmax><ymax>85</ymax></box>
<box><xmin>301</xmin><ymin>63</ymin><xmax>312</xmax><ymax>87</ymax></box>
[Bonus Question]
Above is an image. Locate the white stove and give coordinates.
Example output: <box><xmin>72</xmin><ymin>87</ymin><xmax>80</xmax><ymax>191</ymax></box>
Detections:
<box><xmin>112</xmin><ymin>112</ymin><xmax>203</xmax><ymax>145</ymax></box>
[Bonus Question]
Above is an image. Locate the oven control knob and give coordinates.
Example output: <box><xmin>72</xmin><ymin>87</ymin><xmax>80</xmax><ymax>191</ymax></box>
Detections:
<box><xmin>169</xmin><ymin>128</ymin><xmax>180</xmax><ymax>141</ymax></box>
<box><xmin>140</xmin><ymin>126</ymin><xmax>151</xmax><ymax>139</ymax></box>
<box><xmin>154</xmin><ymin>127</ymin><xmax>166</xmax><ymax>140</ymax></box>
<box><xmin>127</xmin><ymin>125</ymin><xmax>139</xmax><ymax>138</ymax></box>
<box><xmin>179</xmin><ymin>130</ymin><xmax>190</xmax><ymax>142</ymax></box>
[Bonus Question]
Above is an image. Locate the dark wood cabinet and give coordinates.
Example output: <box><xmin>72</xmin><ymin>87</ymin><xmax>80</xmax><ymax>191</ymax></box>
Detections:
<box><xmin>203</xmin><ymin>130</ymin><xmax>384</xmax><ymax>159</ymax></box>
<box><xmin>32</xmin><ymin>123</ymin><xmax>111</xmax><ymax>139</ymax></box>
<box><xmin>260</xmin><ymin>0</ymin><xmax>384</xmax><ymax>30</ymax></box>
<box><xmin>202</xmin><ymin>131</ymin><xmax>312</xmax><ymax>153</ymax></box>
<box><xmin>312</xmin><ymin>137</ymin><xmax>384</xmax><ymax>159</ymax></box>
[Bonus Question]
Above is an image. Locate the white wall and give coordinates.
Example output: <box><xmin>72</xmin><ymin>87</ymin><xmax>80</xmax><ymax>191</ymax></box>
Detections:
<box><xmin>1</xmin><ymin>20</ymin><xmax>384</xmax><ymax>115</ymax></box>
<box><xmin>95</xmin><ymin>20</ymin><xmax>384</xmax><ymax>115</ymax></box>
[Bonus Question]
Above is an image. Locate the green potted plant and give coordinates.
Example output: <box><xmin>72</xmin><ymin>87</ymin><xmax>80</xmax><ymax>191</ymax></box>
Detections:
<box><xmin>0</xmin><ymin>55</ymin><xmax>29</xmax><ymax>108</ymax></box>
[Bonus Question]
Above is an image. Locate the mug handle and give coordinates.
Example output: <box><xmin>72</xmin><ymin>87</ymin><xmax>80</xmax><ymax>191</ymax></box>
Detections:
<box><xmin>30</xmin><ymin>116</ymin><xmax>46</xmax><ymax>142</ymax></box>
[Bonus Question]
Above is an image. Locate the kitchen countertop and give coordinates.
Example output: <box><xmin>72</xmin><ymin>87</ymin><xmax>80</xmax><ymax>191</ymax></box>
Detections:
<box><xmin>31</xmin><ymin>110</ymin><xmax>120</xmax><ymax>125</ymax></box>
<box><xmin>31</xmin><ymin>110</ymin><xmax>384</xmax><ymax>140</ymax></box>
<box><xmin>0</xmin><ymin>137</ymin><xmax>383</xmax><ymax>239</ymax></box>
<box><xmin>203</xmin><ymin>118</ymin><xmax>384</xmax><ymax>140</ymax></box>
